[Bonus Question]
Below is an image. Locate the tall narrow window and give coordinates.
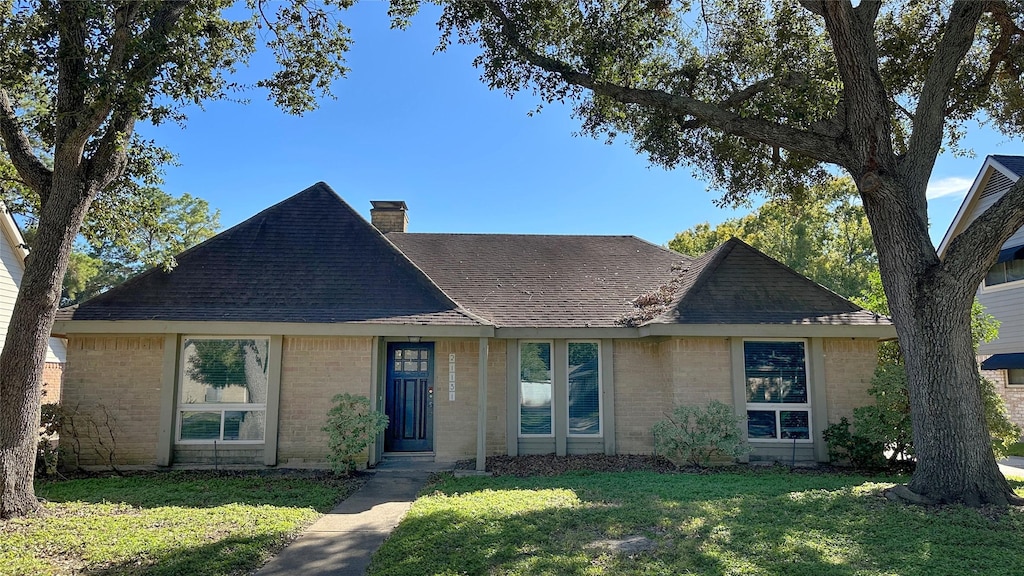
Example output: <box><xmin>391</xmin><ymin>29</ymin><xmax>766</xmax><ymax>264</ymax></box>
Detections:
<box><xmin>567</xmin><ymin>341</ymin><xmax>601</xmax><ymax>436</ymax></box>
<box><xmin>744</xmin><ymin>340</ymin><xmax>811</xmax><ymax>441</ymax></box>
<box><xmin>178</xmin><ymin>338</ymin><xmax>269</xmax><ymax>443</ymax></box>
<box><xmin>519</xmin><ymin>341</ymin><xmax>553</xmax><ymax>436</ymax></box>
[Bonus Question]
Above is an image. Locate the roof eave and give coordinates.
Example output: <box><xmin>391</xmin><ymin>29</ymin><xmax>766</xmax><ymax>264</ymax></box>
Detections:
<box><xmin>638</xmin><ymin>322</ymin><xmax>897</xmax><ymax>339</ymax></box>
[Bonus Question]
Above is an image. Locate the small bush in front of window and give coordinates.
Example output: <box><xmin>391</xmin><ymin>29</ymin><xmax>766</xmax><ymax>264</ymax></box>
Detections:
<box><xmin>822</xmin><ymin>417</ymin><xmax>886</xmax><ymax>469</ymax></box>
<box><xmin>651</xmin><ymin>400</ymin><xmax>748</xmax><ymax>468</ymax></box>
<box><xmin>323</xmin><ymin>393</ymin><xmax>389</xmax><ymax>476</ymax></box>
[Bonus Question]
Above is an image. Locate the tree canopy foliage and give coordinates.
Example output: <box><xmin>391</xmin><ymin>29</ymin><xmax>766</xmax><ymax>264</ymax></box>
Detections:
<box><xmin>0</xmin><ymin>0</ymin><xmax>358</xmax><ymax>518</ymax></box>
<box><xmin>669</xmin><ymin>178</ymin><xmax>875</xmax><ymax>298</ymax></box>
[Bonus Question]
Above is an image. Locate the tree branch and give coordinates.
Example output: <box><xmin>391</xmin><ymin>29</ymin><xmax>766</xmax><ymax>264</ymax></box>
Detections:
<box><xmin>904</xmin><ymin>1</ymin><xmax>985</xmax><ymax>180</ymax></box>
<box><xmin>84</xmin><ymin>112</ymin><xmax>135</xmax><ymax>194</ymax></box>
<box><xmin>943</xmin><ymin>174</ymin><xmax>1024</xmax><ymax>292</ymax></box>
<box><xmin>797</xmin><ymin>1</ymin><xmax>826</xmax><ymax>18</ymax></box>
<box><xmin>0</xmin><ymin>90</ymin><xmax>53</xmax><ymax>200</ymax></box>
<box><xmin>484</xmin><ymin>1</ymin><xmax>849</xmax><ymax>166</ymax></box>
<box><xmin>946</xmin><ymin>1</ymin><xmax>1024</xmax><ymax>117</ymax></box>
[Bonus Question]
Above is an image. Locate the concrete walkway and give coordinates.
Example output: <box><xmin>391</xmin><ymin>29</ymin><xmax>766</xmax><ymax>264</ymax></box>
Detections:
<box><xmin>999</xmin><ymin>456</ymin><xmax>1024</xmax><ymax>479</ymax></box>
<box><xmin>254</xmin><ymin>464</ymin><xmax>444</xmax><ymax>576</ymax></box>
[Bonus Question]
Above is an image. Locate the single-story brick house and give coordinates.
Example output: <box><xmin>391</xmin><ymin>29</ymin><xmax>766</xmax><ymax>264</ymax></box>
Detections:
<box><xmin>53</xmin><ymin>183</ymin><xmax>894</xmax><ymax>470</ymax></box>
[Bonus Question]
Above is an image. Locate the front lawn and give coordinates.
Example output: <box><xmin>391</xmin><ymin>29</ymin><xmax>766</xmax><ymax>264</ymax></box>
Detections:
<box><xmin>1</xmin><ymin>471</ymin><xmax>362</xmax><ymax>576</ymax></box>
<box><xmin>370</xmin><ymin>469</ymin><xmax>1024</xmax><ymax>576</ymax></box>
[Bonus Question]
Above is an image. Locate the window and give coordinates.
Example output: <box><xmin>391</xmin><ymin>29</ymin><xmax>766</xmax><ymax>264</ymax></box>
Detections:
<box><xmin>744</xmin><ymin>340</ymin><xmax>811</xmax><ymax>441</ymax></box>
<box><xmin>519</xmin><ymin>341</ymin><xmax>553</xmax><ymax>436</ymax></box>
<box><xmin>1009</xmin><ymin>369</ymin><xmax>1024</xmax><ymax>387</ymax></box>
<box><xmin>178</xmin><ymin>338</ymin><xmax>269</xmax><ymax>443</ymax></box>
<box><xmin>985</xmin><ymin>257</ymin><xmax>1024</xmax><ymax>287</ymax></box>
<box><xmin>567</xmin><ymin>341</ymin><xmax>601</xmax><ymax>436</ymax></box>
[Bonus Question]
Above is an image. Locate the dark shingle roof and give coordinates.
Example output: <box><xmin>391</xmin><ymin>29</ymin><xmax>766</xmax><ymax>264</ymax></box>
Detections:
<box><xmin>992</xmin><ymin>155</ymin><xmax>1024</xmax><ymax>177</ymax></box>
<box><xmin>59</xmin><ymin>183</ymin><xmax>483</xmax><ymax>325</ymax></box>
<box><xmin>387</xmin><ymin>233</ymin><xmax>689</xmax><ymax>328</ymax></box>
<box><xmin>651</xmin><ymin>238</ymin><xmax>887</xmax><ymax>326</ymax></box>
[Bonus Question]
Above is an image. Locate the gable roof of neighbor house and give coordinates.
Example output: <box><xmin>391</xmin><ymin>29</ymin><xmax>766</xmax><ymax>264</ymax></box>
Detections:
<box><xmin>938</xmin><ymin>154</ymin><xmax>1024</xmax><ymax>256</ymax></box>
<box><xmin>0</xmin><ymin>203</ymin><xmax>66</xmax><ymax>362</ymax></box>
<box><xmin>56</xmin><ymin>183</ymin><xmax>891</xmax><ymax>331</ymax></box>
<box><xmin>58</xmin><ymin>183</ymin><xmax>484</xmax><ymax>325</ymax></box>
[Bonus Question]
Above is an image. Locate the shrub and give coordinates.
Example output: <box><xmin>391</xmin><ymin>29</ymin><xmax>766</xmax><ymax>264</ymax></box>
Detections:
<box><xmin>323</xmin><ymin>393</ymin><xmax>389</xmax><ymax>475</ymax></box>
<box><xmin>651</xmin><ymin>400</ymin><xmax>748</xmax><ymax>468</ymax></box>
<box><xmin>37</xmin><ymin>403</ymin><xmax>65</xmax><ymax>475</ymax></box>
<box><xmin>836</xmin><ymin>361</ymin><xmax>1023</xmax><ymax>468</ymax></box>
<box><xmin>822</xmin><ymin>417</ymin><xmax>886</xmax><ymax>469</ymax></box>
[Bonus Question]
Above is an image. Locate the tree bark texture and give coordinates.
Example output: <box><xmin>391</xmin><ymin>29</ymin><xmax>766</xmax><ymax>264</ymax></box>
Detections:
<box><xmin>862</xmin><ymin>182</ymin><xmax>1023</xmax><ymax>506</ymax></box>
<box><xmin>0</xmin><ymin>177</ymin><xmax>94</xmax><ymax>518</ymax></box>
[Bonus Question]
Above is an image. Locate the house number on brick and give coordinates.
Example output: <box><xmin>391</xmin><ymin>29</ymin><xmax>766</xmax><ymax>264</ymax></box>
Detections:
<box><xmin>448</xmin><ymin>353</ymin><xmax>456</xmax><ymax>401</ymax></box>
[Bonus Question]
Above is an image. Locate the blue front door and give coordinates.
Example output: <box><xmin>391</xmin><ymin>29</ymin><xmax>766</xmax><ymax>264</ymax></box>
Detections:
<box><xmin>385</xmin><ymin>343</ymin><xmax>434</xmax><ymax>452</ymax></box>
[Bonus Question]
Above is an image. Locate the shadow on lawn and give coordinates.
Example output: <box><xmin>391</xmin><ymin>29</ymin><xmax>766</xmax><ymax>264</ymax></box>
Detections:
<box><xmin>369</xmin><ymin>471</ymin><xmax>1024</xmax><ymax>576</ymax></box>
<box><xmin>84</xmin><ymin>532</ymin><xmax>288</xmax><ymax>576</ymax></box>
<box><xmin>36</xmin><ymin>470</ymin><xmax>363</xmax><ymax>511</ymax></box>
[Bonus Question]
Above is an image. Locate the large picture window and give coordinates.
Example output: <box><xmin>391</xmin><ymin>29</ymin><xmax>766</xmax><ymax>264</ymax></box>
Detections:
<box><xmin>744</xmin><ymin>340</ymin><xmax>811</xmax><ymax>442</ymax></box>
<box><xmin>567</xmin><ymin>341</ymin><xmax>601</xmax><ymax>436</ymax></box>
<box><xmin>178</xmin><ymin>337</ymin><xmax>269</xmax><ymax>443</ymax></box>
<box><xmin>519</xmin><ymin>341</ymin><xmax>553</xmax><ymax>436</ymax></box>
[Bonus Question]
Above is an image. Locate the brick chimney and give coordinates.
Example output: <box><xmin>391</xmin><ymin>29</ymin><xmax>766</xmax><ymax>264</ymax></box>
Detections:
<box><xmin>370</xmin><ymin>200</ymin><xmax>408</xmax><ymax>233</ymax></box>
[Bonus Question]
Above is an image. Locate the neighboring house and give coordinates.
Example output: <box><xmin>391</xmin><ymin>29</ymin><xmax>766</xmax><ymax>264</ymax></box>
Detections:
<box><xmin>53</xmin><ymin>184</ymin><xmax>893</xmax><ymax>470</ymax></box>
<box><xmin>938</xmin><ymin>155</ymin><xmax>1024</xmax><ymax>427</ymax></box>
<box><xmin>0</xmin><ymin>203</ymin><xmax>66</xmax><ymax>402</ymax></box>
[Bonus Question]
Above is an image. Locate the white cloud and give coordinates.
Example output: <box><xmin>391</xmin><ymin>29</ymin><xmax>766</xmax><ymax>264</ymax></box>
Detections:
<box><xmin>926</xmin><ymin>176</ymin><xmax>973</xmax><ymax>200</ymax></box>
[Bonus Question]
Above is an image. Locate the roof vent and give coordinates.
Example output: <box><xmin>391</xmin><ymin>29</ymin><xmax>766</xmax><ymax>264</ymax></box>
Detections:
<box><xmin>370</xmin><ymin>200</ymin><xmax>408</xmax><ymax>234</ymax></box>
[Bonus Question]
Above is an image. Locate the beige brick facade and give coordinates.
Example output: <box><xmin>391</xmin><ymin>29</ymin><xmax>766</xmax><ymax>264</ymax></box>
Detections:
<box><xmin>59</xmin><ymin>332</ymin><xmax>880</xmax><ymax>467</ymax></box>
<box><xmin>612</xmin><ymin>339</ymin><xmax>669</xmax><ymax>454</ymax></box>
<box><xmin>277</xmin><ymin>336</ymin><xmax>374</xmax><ymax>464</ymax></box>
<box><xmin>823</xmin><ymin>338</ymin><xmax>879</xmax><ymax>425</ymax></box>
<box><xmin>61</xmin><ymin>335</ymin><xmax>164</xmax><ymax>466</ymax></box>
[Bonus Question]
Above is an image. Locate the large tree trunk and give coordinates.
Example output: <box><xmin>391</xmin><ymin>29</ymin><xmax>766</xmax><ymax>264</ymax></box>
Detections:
<box><xmin>0</xmin><ymin>176</ymin><xmax>93</xmax><ymax>518</ymax></box>
<box><xmin>863</xmin><ymin>180</ymin><xmax>1023</xmax><ymax>507</ymax></box>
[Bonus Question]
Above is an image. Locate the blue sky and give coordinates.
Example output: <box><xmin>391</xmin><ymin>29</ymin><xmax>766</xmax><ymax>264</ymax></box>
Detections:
<box><xmin>138</xmin><ymin>2</ymin><xmax>1018</xmax><ymax>248</ymax></box>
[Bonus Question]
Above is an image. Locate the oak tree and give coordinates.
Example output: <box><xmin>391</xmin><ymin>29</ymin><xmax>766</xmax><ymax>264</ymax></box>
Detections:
<box><xmin>426</xmin><ymin>0</ymin><xmax>1024</xmax><ymax>505</ymax></box>
<box><xmin>0</xmin><ymin>0</ymin><xmax>355</xmax><ymax>518</ymax></box>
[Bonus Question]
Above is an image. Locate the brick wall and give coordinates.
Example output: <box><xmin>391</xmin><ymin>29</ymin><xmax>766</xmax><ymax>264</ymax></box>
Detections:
<box><xmin>824</xmin><ymin>338</ymin><xmax>879</xmax><ymax>425</ymax></box>
<box><xmin>612</xmin><ymin>339</ymin><xmax>668</xmax><ymax>454</ymax></box>
<box><xmin>61</xmin><ymin>336</ymin><xmax>164</xmax><ymax>466</ymax></box>
<box><xmin>277</xmin><ymin>336</ymin><xmax>374</xmax><ymax>464</ymax></box>
<box><xmin>664</xmin><ymin>337</ymin><xmax>733</xmax><ymax>406</ymax></box>
<box><xmin>980</xmin><ymin>362</ymin><xmax>1024</xmax><ymax>430</ymax></box>
<box><xmin>41</xmin><ymin>361</ymin><xmax>63</xmax><ymax>403</ymax></box>
<box><xmin>432</xmin><ymin>339</ymin><xmax>483</xmax><ymax>461</ymax></box>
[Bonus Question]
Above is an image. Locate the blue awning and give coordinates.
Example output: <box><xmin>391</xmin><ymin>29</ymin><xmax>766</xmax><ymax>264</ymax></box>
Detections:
<box><xmin>981</xmin><ymin>353</ymin><xmax>1024</xmax><ymax>370</ymax></box>
<box><xmin>996</xmin><ymin>244</ymin><xmax>1024</xmax><ymax>264</ymax></box>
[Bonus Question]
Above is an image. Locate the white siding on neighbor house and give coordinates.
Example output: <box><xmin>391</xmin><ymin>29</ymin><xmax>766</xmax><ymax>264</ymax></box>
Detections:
<box><xmin>0</xmin><ymin>215</ymin><xmax>66</xmax><ymax>363</ymax></box>
<box><xmin>960</xmin><ymin>164</ymin><xmax>1024</xmax><ymax>357</ymax></box>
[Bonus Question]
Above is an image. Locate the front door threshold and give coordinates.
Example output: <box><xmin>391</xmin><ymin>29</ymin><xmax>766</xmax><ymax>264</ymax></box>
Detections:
<box><xmin>376</xmin><ymin>452</ymin><xmax>454</xmax><ymax>472</ymax></box>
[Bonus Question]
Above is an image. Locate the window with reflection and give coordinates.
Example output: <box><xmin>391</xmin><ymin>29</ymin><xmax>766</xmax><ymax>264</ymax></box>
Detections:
<box><xmin>178</xmin><ymin>338</ymin><xmax>269</xmax><ymax>443</ymax></box>
<box><xmin>744</xmin><ymin>341</ymin><xmax>811</xmax><ymax>441</ymax></box>
<box><xmin>519</xmin><ymin>341</ymin><xmax>553</xmax><ymax>436</ymax></box>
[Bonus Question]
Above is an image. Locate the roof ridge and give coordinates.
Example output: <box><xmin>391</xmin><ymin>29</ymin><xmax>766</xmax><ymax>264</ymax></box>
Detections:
<box><xmin>646</xmin><ymin>238</ymin><xmax>736</xmax><ymax>325</ymax></box>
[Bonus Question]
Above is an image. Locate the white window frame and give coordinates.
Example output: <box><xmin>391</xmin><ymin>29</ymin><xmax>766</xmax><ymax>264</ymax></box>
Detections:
<box><xmin>982</xmin><ymin>257</ymin><xmax>1024</xmax><ymax>293</ymax></box>
<box><xmin>566</xmin><ymin>340</ymin><xmax>603</xmax><ymax>438</ymax></box>
<box><xmin>743</xmin><ymin>338</ymin><xmax>813</xmax><ymax>444</ymax></box>
<box><xmin>1007</xmin><ymin>368</ymin><xmax>1024</xmax><ymax>388</ymax></box>
<box><xmin>177</xmin><ymin>335</ymin><xmax>270</xmax><ymax>445</ymax></box>
<box><xmin>518</xmin><ymin>340</ymin><xmax>555</xmax><ymax>438</ymax></box>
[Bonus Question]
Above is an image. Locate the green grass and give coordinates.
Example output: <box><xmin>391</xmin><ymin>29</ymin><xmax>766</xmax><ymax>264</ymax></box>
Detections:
<box><xmin>369</xmin><ymin>469</ymin><xmax>1024</xmax><ymax>576</ymax></box>
<box><xmin>1</xmin><ymin>471</ymin><xmax>361</xmax><ymax>576</ymax></box>
<box><xmin>1007</xmin><ymin>442</ymin><xmax>1024</xmax><ymax>457</ymax></box>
